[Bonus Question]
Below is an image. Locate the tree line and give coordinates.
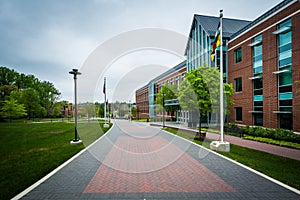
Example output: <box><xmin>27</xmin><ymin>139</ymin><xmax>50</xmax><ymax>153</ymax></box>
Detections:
<box><xmin>0</xmin><ymin>66</ymin><xmax>62</xmax><ymax>120</ymax></box>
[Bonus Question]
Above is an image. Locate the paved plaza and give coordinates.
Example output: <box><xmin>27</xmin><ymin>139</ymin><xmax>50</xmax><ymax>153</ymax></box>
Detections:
<box><xmin>17</xmin><ymin>120</ymin><xmax>299</xmax><ymax>199</ymax></box>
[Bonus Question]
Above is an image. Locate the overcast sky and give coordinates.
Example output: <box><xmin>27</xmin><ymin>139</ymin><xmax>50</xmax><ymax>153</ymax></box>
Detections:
<box><xmin>0</xmin><ymin>0</ymin><xmax>282</xmax><ymax>103</ymax></box>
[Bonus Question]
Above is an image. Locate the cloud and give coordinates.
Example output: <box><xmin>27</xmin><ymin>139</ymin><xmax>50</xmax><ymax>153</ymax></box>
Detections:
<box><xmin>21</xmin><ymin>26</ymin><xmax>98</xmax><ymax>67</ymax></box>
<box><xmin>0</xmin><ymin>0</ymin><xmax>283</xmax><ymax>102</ymax></box>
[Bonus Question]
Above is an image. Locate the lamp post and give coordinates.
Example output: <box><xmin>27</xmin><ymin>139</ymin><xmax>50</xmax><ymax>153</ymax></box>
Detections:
<box><xmin>129</xmin><ymin>100</ymin><xmax>131</xmax><ymax>121</ymax></box>
<box><xmin>69</xmin><ymin>69</ymin><xmax>82</xmax><ymax>144</ymax></box>
<box><xmin>162</xmin><ymin>93</ymin><xmax>166</xmax><ymax>128</ymax></box>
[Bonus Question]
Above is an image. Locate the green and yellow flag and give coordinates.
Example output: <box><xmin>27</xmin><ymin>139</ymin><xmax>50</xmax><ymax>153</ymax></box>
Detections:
<box><xmin>210</xmin><ymin>23</ymin><xmax>221</xmax><ymax>61</ymax></box>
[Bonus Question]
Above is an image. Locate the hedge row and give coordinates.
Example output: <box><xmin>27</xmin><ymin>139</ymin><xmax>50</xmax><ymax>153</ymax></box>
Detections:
<box><xmin>242</xmin><ymin>126</ymin><xmax>300</xmax><ymax>143</ymax></box>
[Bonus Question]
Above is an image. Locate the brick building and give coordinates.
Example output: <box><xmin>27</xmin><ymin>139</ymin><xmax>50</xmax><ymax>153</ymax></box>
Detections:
<box><xmin>135</xmin><ymin>84</ymin><xmax>149</xmax><ymax>119</ymax></box>
<box><xmin>228</xmin><ymin>0</ymin><xmax>300</xmax><ymax>131</ymax></box>
<box><xmin>135</xmin><ymin>0</ymin><xmax>299</xmax><ymax>132</ymax></box>
<box><xmin>153</xmin><ymin>61</ymin><xmax>186</xmax><ymax>122</ymax></box>
<box><xmin>135</xmin><ymin>61</ymin><xmax>186</xmax><ymax>120</ymax></box>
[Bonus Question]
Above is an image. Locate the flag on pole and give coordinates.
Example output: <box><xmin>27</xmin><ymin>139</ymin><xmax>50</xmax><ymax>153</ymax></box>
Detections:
<box><xmin>210</xmin><ymin>23</ymin><xmax>221</xmax><ymax>61</ymax></box>
<box><xmin>103</xmin><ymin>78</ymin><xmax>106</xmax><ymax>94</ymax></box>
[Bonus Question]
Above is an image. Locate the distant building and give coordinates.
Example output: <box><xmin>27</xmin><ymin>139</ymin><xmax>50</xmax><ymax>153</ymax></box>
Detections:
<box><xmin>151</xmin><ymin>61</ymin><xmax>186</xmax><ymax>122</ymax></box>
<box><xmin>135</xmin><ymin>84</ymin><xmax>149</xmax><ymax>119</ymax></box>
<box><xmin>61</xmin><ymin>103</ymin><xmax>73</xmax><ymax>118</ymax></box>
<box><xmin>228</xmin><ymin>0</ymin><xmax>300</xmax><ymax>131</ymax></box>
<box><xmin>135</xmin><ymin>61</ymin><xmax>186</xmax><ymax>120</ymax></box>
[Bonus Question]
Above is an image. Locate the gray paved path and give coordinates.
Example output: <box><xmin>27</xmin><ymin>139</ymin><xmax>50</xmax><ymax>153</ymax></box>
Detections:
<box><xmin>16</xmin><ymin>120</ymin><xmax>299</xmax><ymax>199</ymax></box>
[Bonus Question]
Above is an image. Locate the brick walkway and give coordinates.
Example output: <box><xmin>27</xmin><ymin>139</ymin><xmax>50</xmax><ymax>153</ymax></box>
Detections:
<box><xmin>17</xmin><ymin>120</ymin><xmax>299</xmax><ymax>199</ymax></box>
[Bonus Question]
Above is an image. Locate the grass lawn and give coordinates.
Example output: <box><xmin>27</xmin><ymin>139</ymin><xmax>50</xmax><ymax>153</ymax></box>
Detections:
<box><xmin>0</xmin><ymin>120</ymin><xmax>112</xmax><ymax>200</ymax></box>
<box><xmin>133</xmin><ymin>118</ymin><xmax>151</xmax><ymax>122</ymax></box>
<box><xmin>164</xmin><ymin>127</ymin><xmax>300</xmax><ymax>190</ymax></box>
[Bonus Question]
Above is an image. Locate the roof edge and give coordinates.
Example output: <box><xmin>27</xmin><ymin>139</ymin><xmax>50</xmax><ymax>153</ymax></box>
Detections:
<box><xmin>230</xmin><ymin>0</ymin><xmax>297</xmax><ymax>41</ymax></box>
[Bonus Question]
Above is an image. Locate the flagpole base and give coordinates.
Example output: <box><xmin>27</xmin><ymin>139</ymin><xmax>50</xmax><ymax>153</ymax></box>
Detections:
<box><xmin>70</xmin><ymin>140</ymin><xmax>83</xmax><ymax>145</ymax></box>
<box><xmin>103</xmin><ymin>123</ymin><xmax>109</xmax><ymax>128</ymax></box>
<box><xmin>210</xmin><ymin>141</ymin><xmax>230</xmax><ymax>152</ymax></box>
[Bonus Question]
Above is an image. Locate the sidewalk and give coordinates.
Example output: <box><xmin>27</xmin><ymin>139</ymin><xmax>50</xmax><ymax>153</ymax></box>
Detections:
<box><xmin>15</xmin><ymin>120</ymin><xmax>299</xmax><ymax>199</ymax></box>
<box><xmin>150</xmin><ymin>121</ymin><xmax>300</xmax><ymax>161</ymax></box>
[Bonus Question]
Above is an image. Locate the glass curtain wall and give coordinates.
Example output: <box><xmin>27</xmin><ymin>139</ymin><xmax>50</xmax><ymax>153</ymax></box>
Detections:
<box><xmin>148</xmin><ymin>82</ymin><xmax>156</xmax><ymax>118</ymax></box>
<box><xmin>277</xmin><ymin>18</ymin><xmax>292</xmax><ymax>129</ymax></box>
<box><xmin>186</xmin><ymin>20</ymin><xmax>212</xmax><ymax>72</ymax></box>
<box><xmin>252</xmin><ymin>34</ymin><xmax>263</xmax><ymax>126</ymax></box>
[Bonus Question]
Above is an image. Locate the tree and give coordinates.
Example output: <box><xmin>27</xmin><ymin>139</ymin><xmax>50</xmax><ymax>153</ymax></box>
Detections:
<box><xmin>0</xmin><ymin>66</ymin><xmax>61</xmax><ymax>118</ymax></box>
<box><xmin>131</xmin><ymin>106</ymin><xmax>137</xmax><ymax>118</ymax></box>
<box><xmin>178</xmin><ymin>66</ymin><xmax>234</xmax><ymax>136</ymax></box>
<box><xmin>80</xmin><ymin>102</ymin><xmax>96</xmax><ymax>119</ymax></box>
<box><xmin>177</xmin><ymin>78</ymin><xmax>198</xmax><ymax>112</ymax></box>
<box><xmin>52</xmin><ymin>102</ymin><xmax>62</xmax><ymax>118</ymax></box>
<box><xmin>0</xmin><ymin>98</ymin><xmax>27</xmax><ymax>120</ymax></box>
<box><xmin>97</xmin><ymin>103</ymin><xmax>105</xmax><ymax>118</ymax></box>
<box><xmin>37</xmin><ymin>81</ymin><xmax>61</xmax><ymax>117</ymax></box>
<box><xmin>155</xmin><ymin>84</ymin><xmax>178</xmax><ymax>120</ymax></box>
<box><xmin>0</xmin><ymin>67</ymin><xmax>18</xmax><ymax>86</ymax></box>
<box><xmin>0</xmin><ymin>85</ymin><xmax>18</xmax><ymax>101</ymax></box>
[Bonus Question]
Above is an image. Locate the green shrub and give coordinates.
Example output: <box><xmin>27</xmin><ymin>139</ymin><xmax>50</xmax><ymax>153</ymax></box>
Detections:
<box><xmin>242</xmin><ymin>125</ymin><xmax>250</xmax><ymax>133</ymax></box>
<box><xmin>228</xmin><ymin>123</ymin><xmax>238</xmax><ymax>129</ymax></box>
<box><xmin>242</xmin><ymin>126</ymin><xmax>300</xmax><ymax>143</ymax></box>
<box><xmin>244</xmin><ymin>136</ymin><xmax>300</xmax><ymax>149</ymax></box>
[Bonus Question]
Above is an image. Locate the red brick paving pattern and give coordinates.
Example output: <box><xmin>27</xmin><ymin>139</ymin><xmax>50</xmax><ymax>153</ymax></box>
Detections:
<box><xmin>84</xmin><ymin>135</ymin><xmax>236</xmax><ymax>193</ymax></box>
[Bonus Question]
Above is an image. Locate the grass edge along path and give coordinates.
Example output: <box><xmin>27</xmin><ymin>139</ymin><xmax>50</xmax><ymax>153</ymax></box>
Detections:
<box><xmin>0</xmin><ymin>120</ymin><xmax>112</xmax><ymax>200</ymax></box>
<box><xmin>163</xmin><ymin>127</ymin><xmax>300</xmax><ymax>190</ymax></box>
<box><xmin>243</xmin><ymin>135</ymin><xmax>300</xmax><ymax>150</ymax></box>
<box><xmin>201</xmin><ymin>127</ymin><xmax>300</xmax><ymax>150</ymax></box>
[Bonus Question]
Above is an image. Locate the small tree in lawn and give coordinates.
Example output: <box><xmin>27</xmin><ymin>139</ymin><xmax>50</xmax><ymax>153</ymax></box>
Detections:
<box><xmin>0</xmin><ymin>98</ymin><xmax>27</xmax><ymax>120</ymax></box>
<box><xmin>178</xmin><ymin>68</ymin><xmax>211</xmax><ymax>137</ymax></box>
<box><xmin>178</xmin><ymin>66</ymin><xmax>234</xmax><ymax>137</ymax></box>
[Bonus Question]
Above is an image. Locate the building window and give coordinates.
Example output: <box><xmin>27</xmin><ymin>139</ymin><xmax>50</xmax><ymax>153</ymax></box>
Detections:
<box><xmin>234</xmin><ymin>47</ymin><xmax>242</xmax><ymax>63</ymax></box>
<box><xmin>276</xmin><ymin>18</ymin><xmax>292</xmax><ymax>129</ymax></box>
<box><xmin>254</xmin><ymin>113</ymin><xmax>263</xmax><ymax>126</ymax></box>
<box><xmin>252</xmin><ymin>34</ymin><xmax>262</xmax><ymax>75</ymax></box>
<box><xmin>279</xmin><ymin>114</ymin><xmax>293</xmax><ymax>130</ymax></box>
<box><xmin>235</xmin><ymin>107</ymin><xmax>242</xmax><ymax>121</ymax></box>
<box><xmin>234</xmin><ymin>77</ymin><xmax>242</xmax><ymax>92</ymax></box>
<box><xmin>181</xmin><ymin>73</ymin><xmax>186</xmax><ymax>81</ymax></box>
<box><xmin>170</xmin><ymin>78</ymin><xmax>174</xmax><ymax>85</ymax></box>
<box><xmin>277</xmin><ymin>18</ymin><xmax>292</xmax><ymax>112</ymax></box>
<box><xmin>176</xmin><ymin>76</ymin><xmax>180</xmax><ymax>89</ymax></box>
<box><xmin>251</xmin><ymin>34</ymin><xmax>263</xmax><ymax>114</ymax></box>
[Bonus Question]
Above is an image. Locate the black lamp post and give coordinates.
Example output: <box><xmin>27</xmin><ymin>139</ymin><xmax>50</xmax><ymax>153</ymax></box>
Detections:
<box><xmin>162</xmin><ymin>93</ymin><xmax>166</xmax><ymax>128</ymax></box>
<box><xmin>69</xmin><ymin>69</ymin><xmax>82</xmax><ymax>144</ymax></box>
<box><xmin>129</xmin><ymin>100</ymin><xmax>131</xmax><ymax>121</ymax></box>
<box><xmin>32</xmin><ymin>110</ymin><xmax>34</xmax><ymax>122</ymax></box>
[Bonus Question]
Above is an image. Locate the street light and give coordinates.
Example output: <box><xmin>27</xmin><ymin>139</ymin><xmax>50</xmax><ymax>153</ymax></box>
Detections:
<box><xmin>69</xmin><ymin>69</ymin><xmax>82</xmax><ymax>144</ymax></box>
<box><xmin>129</xmin><ymin>100</ymin><xmax>131</xmax><ymax>121</ymax></box>
<box><xmin>162</xmin><ymin>93</ymin><xmax>166</xmax><ymax>128</ymax></box>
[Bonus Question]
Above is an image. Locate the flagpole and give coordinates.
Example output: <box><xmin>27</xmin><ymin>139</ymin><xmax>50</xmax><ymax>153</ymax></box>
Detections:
<box><xmin>104</xmin><ymin>77</ymin><xmax>107</xmax><ymax>124</ymax></box>
<box><xmin>210</xmin><ymin>9</ymin><xmax>229</xmax><ymax>152</ymax></box>
<box><xmin>219</xmin><ymin>10</ymin><xmax>224</xmax><ymax>142</ymax></box>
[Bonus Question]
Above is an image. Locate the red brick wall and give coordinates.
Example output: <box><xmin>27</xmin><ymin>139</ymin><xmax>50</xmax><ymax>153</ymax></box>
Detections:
<box><xmin>228</xmin><ymin>1</ymin><xmax>300</xmax><ymax>131</ymax></box>
<box><xmin>262</xmin><ymin>26</ymin><xmax>278</xmax><ymax>129</ymax></box>
<box><xmin>156</xmin><ymin>67</ymin><xmax>186</xmax><ymax>90</ymax></box>
<box><xmin>292</xmin><ymin>12</ymin><xmax>300</xmax><ymax>132</ymax></box>
<box><xmin>135</xmin><ymin>86</ymin><xmax>149</xmax><ymax>118</ymax></box>
<box><xmin>228</xmin><ymin>40</ymin><xmax>253</xmax><ymax>126</ymax></box>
